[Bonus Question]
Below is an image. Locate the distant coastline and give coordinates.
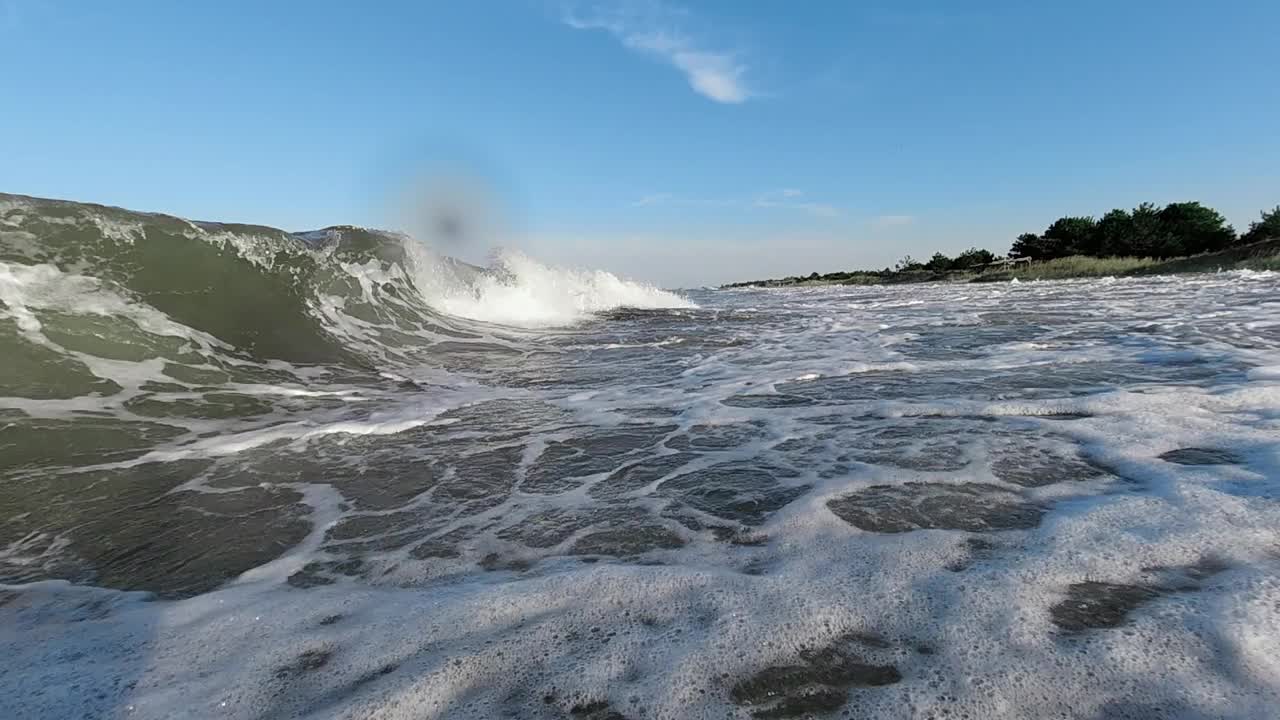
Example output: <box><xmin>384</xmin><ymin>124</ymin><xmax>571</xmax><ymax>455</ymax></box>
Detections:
<box><xmin>722</xmin><ymin>239</ymin><xmax>1280</xmax><ymax>288</ymax></box>
<box><xmin>724</xmin><ymin>202</ymin><xmax>1279</xmax><ymax>288</ymax></box>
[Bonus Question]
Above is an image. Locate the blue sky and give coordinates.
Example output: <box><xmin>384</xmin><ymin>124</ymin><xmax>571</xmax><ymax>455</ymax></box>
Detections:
<box><xmin>2</xmin><ymin>1</ymin><xmax>1277</xmax><ymax>286</ymax></box>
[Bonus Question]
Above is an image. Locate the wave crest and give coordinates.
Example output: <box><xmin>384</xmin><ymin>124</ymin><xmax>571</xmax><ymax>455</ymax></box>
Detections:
<box><xmin>0</xmin><ymin>194</ymin><xmax>695</xmax><ymax>375</ymax></box>
<box><xmin>412</xmin><ymin>248</ymin><xmax>694</xmax><ymax>328</ymax></box>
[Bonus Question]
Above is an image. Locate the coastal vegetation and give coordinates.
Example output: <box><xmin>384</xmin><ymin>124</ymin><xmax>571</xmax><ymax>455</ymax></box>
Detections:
<box><xmin>724</xmin><ymin>204</ymin><xmax>1280</xmax><ymax>288</ymax></box>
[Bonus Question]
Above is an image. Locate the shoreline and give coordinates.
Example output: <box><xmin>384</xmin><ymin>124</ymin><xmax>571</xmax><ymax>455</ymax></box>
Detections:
<box><xmin>722</xmin><ymin>238</ymin><xmax>1280</xmax><ymax>289</ymax></box>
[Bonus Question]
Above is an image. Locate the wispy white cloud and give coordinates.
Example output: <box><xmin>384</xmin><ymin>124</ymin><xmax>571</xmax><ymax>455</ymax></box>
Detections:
<box><xmin>872</xmin><ymin>214</ymin><xmax>916</xmax><ymax>228</ymax></box>
<box><xmin>754</xmin><ymin>189</ymin><xmax>841</xmax><ymax>218</ymax></box>
<box><xmin>629</xmin><ymin>192</ymin><xmax>684</xmax><ymax>208</ymax></box>
<box><xmin>631</xmin><ymin>192</ymin><xmax>674</xmax><ymax>207</ymax></box>
<box><xmin>627</xmin><ymin>193</ymin><xmax>737</xmax><ymax>209</ymax></box>
<box><xmin>562</xmin><ymin>2</ymin><xmax>751</xmax><ymax>104</ymax></box>
<box><xmin>630</xmin><ymin>189</ymin><xmax>841</xmax><ymax>218</ymax></box>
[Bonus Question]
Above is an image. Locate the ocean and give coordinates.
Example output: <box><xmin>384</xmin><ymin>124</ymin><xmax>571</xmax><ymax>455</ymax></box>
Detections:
<box><xmin>3</xmin><ymin>193</ymin><xmax>1280</xmax><ymax>719</ymax></box>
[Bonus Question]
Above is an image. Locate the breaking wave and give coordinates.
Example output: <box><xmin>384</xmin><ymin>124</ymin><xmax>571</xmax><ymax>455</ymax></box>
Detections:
<box><xmin>405</xmin><ymin>245</ymin><xmax>695</xmax><ymax>328</ymax></box>
<box><xmin>0</xmin><ymin>193</ymin><xmax>693</xmax><ymax>373</ymax></box>
<box><xmin>6</xmin><ymin>192</ymin><xmax>1280</xmax><ymax>720</ymax></box>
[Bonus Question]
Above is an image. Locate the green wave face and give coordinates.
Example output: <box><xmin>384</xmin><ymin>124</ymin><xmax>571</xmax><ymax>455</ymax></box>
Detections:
<box><xmin>0</xmin><ymin>193</ymin><xmax>711</xmax><ymax>603</ymax></box>
<box><xmin>0</xmin><ymin>194</ymin><xmax>480</xmax><ymax>380</ymax></box>
<box><xmin>0</xmin><ymin>195</ymin><xmax>503</xmax><ymax>566</ymax></box>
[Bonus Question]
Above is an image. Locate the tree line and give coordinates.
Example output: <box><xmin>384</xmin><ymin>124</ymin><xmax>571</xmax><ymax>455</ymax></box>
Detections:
<box><xmin>895</xmin><ymin>203</ymin><xmax>1278</xmax><ymax>270</ymax></box>
<box><xmin>893</xmin><ymin>247</ymin><xmax>997</xmax><ymax>273</ymax></box>
<box><xmin>1010</xmin><ymin>203</ymin><xmax>1279</xmax><ymax>261</ymax></box>
<box><xmin>728</xmin><ymin>204</ymin><xmax>1278</xmax><ymax>287</ymax></box>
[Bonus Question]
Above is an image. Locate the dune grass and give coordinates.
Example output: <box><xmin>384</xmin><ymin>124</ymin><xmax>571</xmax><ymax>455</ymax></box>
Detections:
<box><xmin>974</xmin><ymin>256</ymin><xmax>1159</xmax><ymax>282</ymax></box>
<box><xmin>727</xmin><ymin>239</ymin><xmax>1279</xmax><ymax>288</ymax></box>
<box><xmin>1129</xmin><ymin>238</ymin><xmax>1280</xmax><ymax>275</ymax></box>
<box><xmin>974</xmin><ymin>239</ymin><xmax>1280</xmax><ymax>282</ymax></box>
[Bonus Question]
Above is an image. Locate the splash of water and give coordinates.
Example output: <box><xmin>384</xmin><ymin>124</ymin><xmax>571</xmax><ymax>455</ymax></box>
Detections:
<box><xmin>408</xmin><ymin>246</ymin><xmax>695</xmax><ymax>328</ymax></box>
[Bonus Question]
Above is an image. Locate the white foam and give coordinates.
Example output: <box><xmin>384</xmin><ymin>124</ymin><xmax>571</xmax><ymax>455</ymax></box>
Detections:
<box><xmin>410</xmin><ymin>248</ymin><xmax>696</xmax><ymax>328</ymax></box>
<box><xmin>0</xmin><ymin>261</ymin><xmax>219</xmax><ymax>343</ymax></box>
<box><xmin>0</xmin><ymin>262</ymin><xmax>48</xmax><ymax>333</ymax></box>
<box><xmin>1250</xmin><ymin>365</ymin><xmax>1280</xmax><ymax>381</ymax></box>
<box><xmin>124</xmin><ymin>401</ymin><xmax>468</xmax><ymax>464</ymax></box>
<box><xmin>5</xmin><ymin>271</ymin><xmax>1280</xmax><ymax>720</ymax></box>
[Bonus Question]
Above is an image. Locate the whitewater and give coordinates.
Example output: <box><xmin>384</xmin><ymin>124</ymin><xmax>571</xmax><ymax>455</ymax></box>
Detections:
<box><xmin>3</xmin><ymin>193</ymin><xmax>1280</xmax><ymax>719</ymax></box>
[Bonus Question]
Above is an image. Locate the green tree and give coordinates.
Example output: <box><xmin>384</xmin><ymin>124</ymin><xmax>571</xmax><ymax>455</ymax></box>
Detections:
<box><xmin>1155</xmin><ymin>202</ymin><xmax>1235</xmax><ymax>256</ymax></box>
<box><xmin>924</xmin><ymin>252</ymin><xmax>953</xmax><ymax>273</ymax></box>
<box><xmin>1042</xmin><ymin>216</ymin><xmax>1098</xmax><ymax>258</ymax></box>
<box><xmin>1012</xmin><ymin>201</ymin><xmax>1240</xmax><ymax>262</ymax></box>
<box><xmin>1094</xmin><ymin>209</ymin><xmax>1135</xmax><ymax>256</ymax></box>
<box><xmin>952</xmin><ymin>247</ymin><xmax>996</xmax><ymax>269</ymax></box>
<box><xmin>1242</xmin><ymin>206</ymin><xmax>1280</xmax><ymax>244</ymax></box>
<box><xmin>895</xmin><ymin>255</ymin><xmax>922</xmax><ymax>272</ymax></box>
<box><xmin>1010</xmin><ymin>233</ymin><xmax>1044</xmax><ymax>259</ymax></box>
<box><xmin>1126</xmin><ymin>202</ymin><xmax>1166</xmax><ymax>257</ymax></box>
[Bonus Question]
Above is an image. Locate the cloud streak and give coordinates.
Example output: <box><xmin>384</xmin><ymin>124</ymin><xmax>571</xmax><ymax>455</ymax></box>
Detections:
<box><xmin>753</xmin><ymin>189</ymin><xmax>840</xmax><ymax>218</ymax></box>
<box><xmin>871</xmin><ymin>214</ymin><xmax>916</xmax><ymax>228</ymax></box>
<box><xmin>630</xmin><ymin>189</ymin><xmax>841</xmax><ymax>218</ymax></box>
<box><xmin>631</xmin><ymin>193</ymin><xmax>674</xmax><ymax>207</ymax></box>
<box><xmin>562</xmin><ymin>2</ymin><xmax>751</xmax><ymax>104</ymax></box>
